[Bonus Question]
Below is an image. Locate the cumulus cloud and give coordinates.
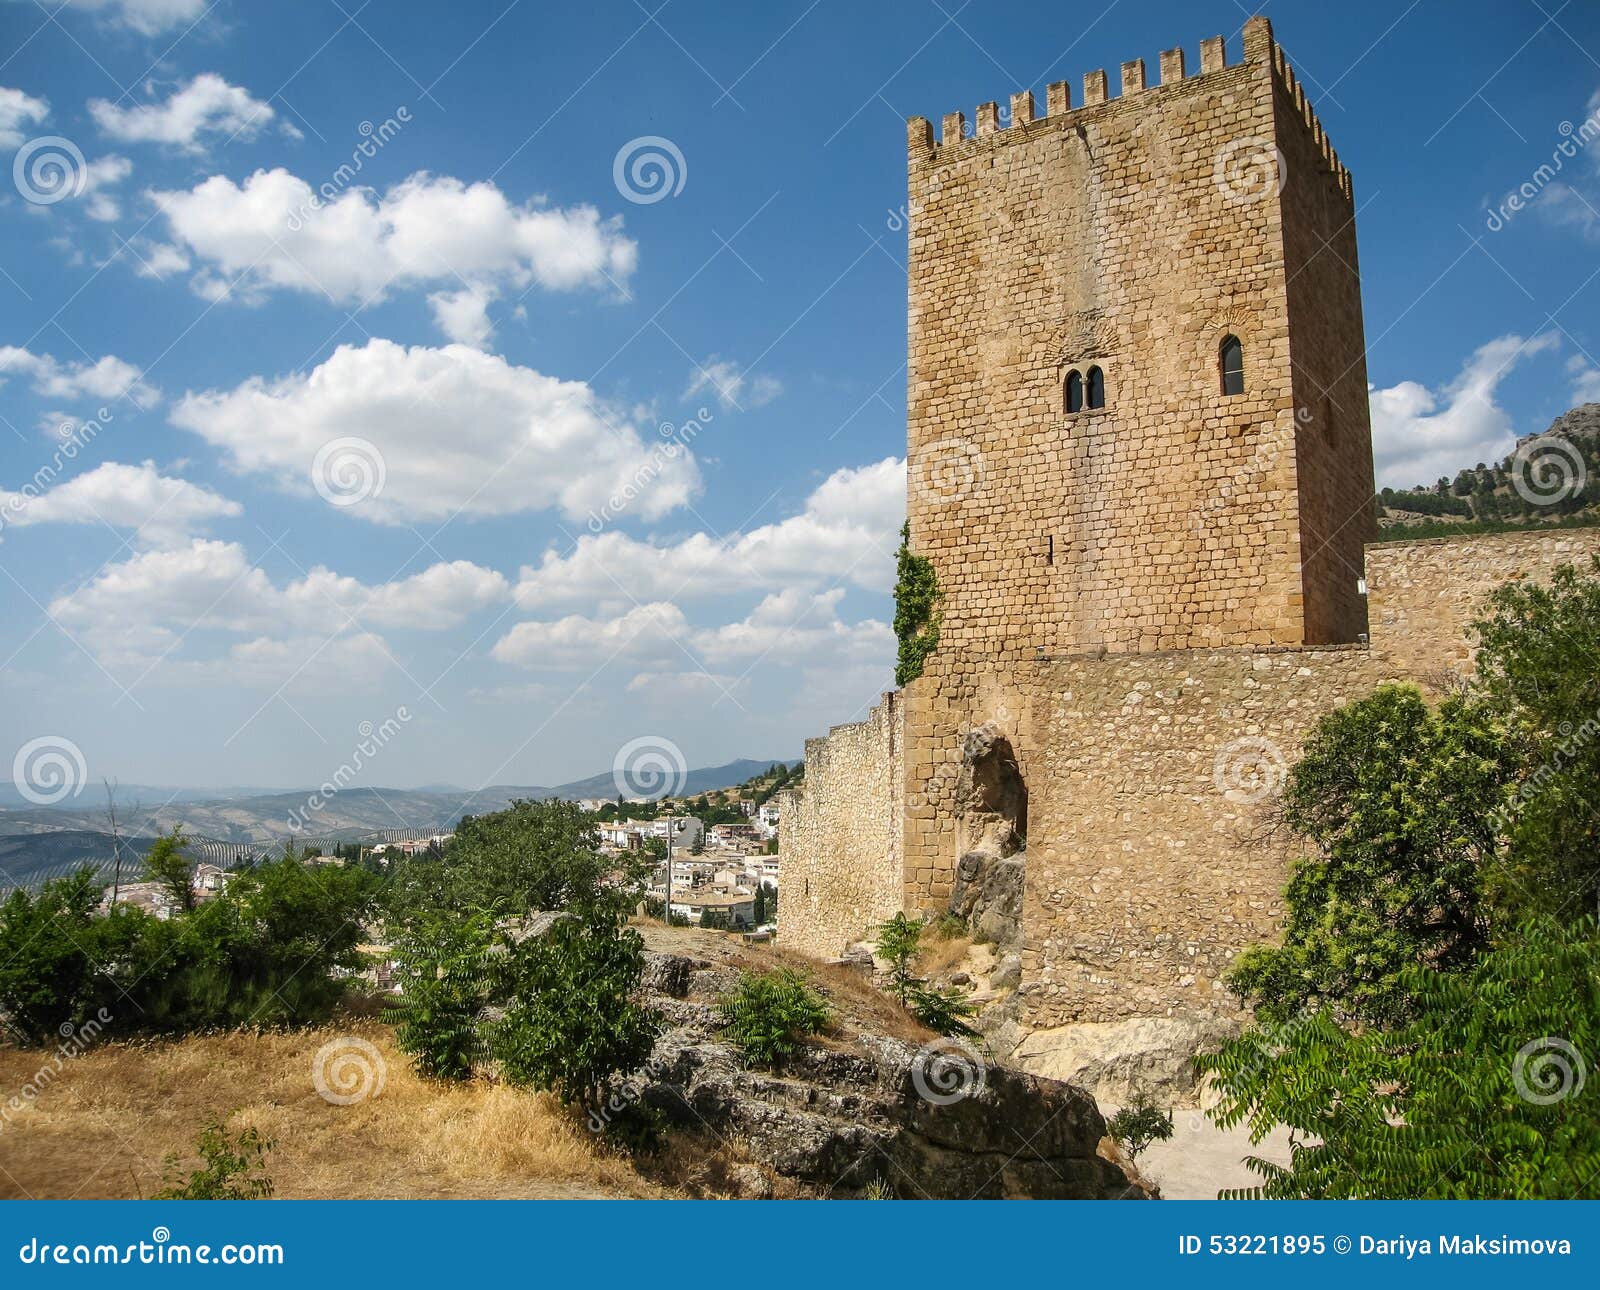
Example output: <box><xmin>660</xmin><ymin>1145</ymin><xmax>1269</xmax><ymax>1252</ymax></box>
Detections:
<box><xmin>124</xmin><ymin>237</ymin><xmax>190</xmax><ymax>278</ymax></box>
<box><xmin>90</xmin><ymin>74</ymin><xmax>277</xmax><ymax>149</ymax></box>
<box><xmin>0</xmin><ymin>460</ymin><xmax>239</xmax><ymax>547</ymax></box>
<box><xmin>151</xmin><ymin>168</ymin><xmax>637</xmax><ymax>331</ymax></box>
<box><xmin>170</xmin><ymin>339</ymin><xmax>700</xmax><ymax>525</ymax></box>
<box><xmin>626</xmin><ymin>670</ymin><xmax>748</xmax><ymax>699</ymax></box>
<box><xmin>514</xmin><ymin>456</ymin><xmax>904</xmax><ymax>611</ymax></box>
<box><xmin>492</xmin><ymin>588</ymin><xmax>890</xmax><ymax>684</ymax></box>
<box><xmin>50</xmin><ymin>538</ymin><xmax>510</xmax><ymax>668</ymax></box>
<box><xmin>428</xmin><ymin>284</ymin><xmax>495</xmax><ymax>348</ymax></box>
<box><xmin>0</xmin><ymin>344</ymin><xmax>158</xmax><ymax>407</ymax></box>
<box><xmin>490</xmin><ymin>602</ymin><xmax>691</xmax><ymax>671</ymax></box>
<box><xmin>0</xmin><ymin>86</ymin><xmax>48</xmax><ymax>149</ymax></box>
<box><xmin>685</xmin><ymin>357</ymin><xmax>782</xmax><ymax>411</ymax></box>
<box><xmin>1369</xmin><ymin>332</ymin><xmax>1561</xmax><ymax>490</ymax></box>
<box><xmin>21</xmin><ymin>0</ymin><xmax>209</xmax><ymax>34</ymax></box>
<box><xmin>1568</xmin><ymin>355</ymin><xmax>1600</xmax><ymax>405</ymax></box>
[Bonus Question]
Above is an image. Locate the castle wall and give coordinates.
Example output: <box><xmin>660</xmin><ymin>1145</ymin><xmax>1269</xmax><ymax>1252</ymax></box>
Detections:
<box><xmin>776</xmin><ymin>692</ymin><xmax>903</xmax><ymax>959</ymax></box>
<box><xmin>1364</xmin><ymin>528</ymin><xmax>1600</xmax><ymax>678</ymax></box>
<box><xmin>780</xmin><ymin>527</ymin><xmax>1600</xmax><ymax>1020</ymax></box>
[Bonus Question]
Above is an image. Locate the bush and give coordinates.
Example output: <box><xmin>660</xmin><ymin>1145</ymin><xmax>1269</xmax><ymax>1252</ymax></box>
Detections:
<box><xmin>717</xmin><ymin>968</ymin><xmax>831</xmax><ymax>1067</ymax></box>
<box><xmin>386</xmin><ymin>912</ymin><xmax>497</xmax><ymax>1080</ymax></box>
<box><xmin>155</xmin><ymin>1121</ymin><xmax>274</xmax><ymax>1200</ymax></box>
<box><xmin>893</xmin><ymin>523</ymin><xmax>942</xmax><ymax>686</ymax></box>
<box><xmin>1199</xmin><ymin>920</ymin><xmax>1600</xmax><ymax>1198</ymax></box>
<box><xmin>1107</xmin><ymin>1100</ymin><xmax>1174</xmax><ymax>1159</ymax></box>
<box><xmin>906</xmin><ymin>981</ymin><xmax>979</xmax><ymax>1038</ymax></box>
<box><xmin>490</xmin><ymin>910</ymin><xmax>660</xmax><ymax>1114</ymax></box>
<box><xmin>874</xmin><ymin>912</ymin><xmax>924</xmax><ymax>1006</ymax></box>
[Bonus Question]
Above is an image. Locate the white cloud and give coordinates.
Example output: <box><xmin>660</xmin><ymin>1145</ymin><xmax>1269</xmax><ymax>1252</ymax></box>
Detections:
<box><xmin>515</xmin><ymin>456</ymin><xmax>904</xmax><ymax>611</ymax></box>
<box><xmin>24</xmin><ymin>0</ymin><xmax>208</xmax><ymax>35</ymax></box>
<box><xmin>91</xmin><ymin>74</ymin><xmax>277</xmax><ymax>150</ymax></box>
<box><xmin>695</xmin><ymin>588</ymin><xmax>892</xmax><ymax>667</ymax></box>
<box><xmin>0</xmin><ymin>86</ymin><xmax>48</xmax><ymax>149</ymax></box>
<box><xmin>626</xmin><ymin>670</ymin><xmax>748</xmax><ymax>699</ymax></box>
<box><xmin>170</xmin><ymin>338</ymin><xmax>700</xmax><ymax>525</ymax></box>
<box><xmin>126</xmin><ymin>238</ymin><xmax>190</xmax><ymax>278</ymax></box>
<box><xmin>0</xmin><ymin>344</ymin><xmax>158</xmax><ymax>407</ymax></box>
<box><xmin>50</xmin><ymin>538</ymin><xmax>510</xmax><ymax>668</ymax></box>
<box><xmin>428</xmin><ymin>284</ymin><xmax>494</xmax><ymax>348</ymax></box>
<box><xmin>80</xmin><ymin>153</ymin><xmax>133</xmax><ymax>220</ymax></box>
<box><xmin>1369</xmin><ymin>333</ymin><xmax>1561</xmax><ymax>490</ymax></box>
<box><xmin>491</xmin><ymin>601</ymin><xmax>691</xmax><ymax>671</ymax></box>
<box><xmin>0</xmin><ymin>460</ymin><xmax>239</xmax><ymax>547</ymax></box>
<box><xmin>1568</xmin><ymin>355</ymin><xmax>1600</xmax><ymax>405</ymax></box>
<box><xmin>685</xmin><ymin>357</ymin><xmax>782</xmax><ymax>411</ymax></box>
<box><xmin>175</xmin><ymin>633</ymin><xmax>399</xmax><ymax>691</ymax></box>
<box><xmin>152</xmin><ymin>168</ymin><xmax>637</xmax><ymax>331</ymax></box>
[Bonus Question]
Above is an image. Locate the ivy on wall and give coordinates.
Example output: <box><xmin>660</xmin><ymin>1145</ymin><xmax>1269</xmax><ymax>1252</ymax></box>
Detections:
<box><xmin>893</xmin><ymin>522</ymin><xmax>942</xmax><ymax>686</ymax></box>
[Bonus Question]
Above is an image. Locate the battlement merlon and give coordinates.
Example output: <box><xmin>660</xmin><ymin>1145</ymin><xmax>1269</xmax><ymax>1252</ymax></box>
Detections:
<box><xmin>905</xmin><ymin>15</ymin><xmax>1352</xmax><ymax>198</ymax></box>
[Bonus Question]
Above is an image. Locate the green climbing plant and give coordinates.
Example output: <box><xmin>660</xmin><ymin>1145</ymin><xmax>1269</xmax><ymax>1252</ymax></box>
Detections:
<box><xmin>893</xmin><ymin>523</ymin><xmax>941</xmax><ymax>686</ymax></box>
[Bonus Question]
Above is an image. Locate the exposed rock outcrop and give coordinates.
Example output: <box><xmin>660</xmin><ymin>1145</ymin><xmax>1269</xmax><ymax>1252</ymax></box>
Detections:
<box><xmin>1012</xmin><ymin>1014</ymin><xmax>1238</xmax><ymax>1108</ymax></box>
<box><xmin>633</xmin><ymin>944</ymin><xmax>1153</xmax><ymax>1200</ymax></box>
<box><xmin>948</xmin><ymin>849</ymin><xmax>1025</xmax><ymax>948</ymax></box>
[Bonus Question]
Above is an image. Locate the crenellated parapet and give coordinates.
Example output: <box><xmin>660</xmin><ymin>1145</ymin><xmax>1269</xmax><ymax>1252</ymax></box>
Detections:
<box><xmin>907</xmin><ymin>14</ymin><xmax>1351</xmax><ymax>199</ymax></box>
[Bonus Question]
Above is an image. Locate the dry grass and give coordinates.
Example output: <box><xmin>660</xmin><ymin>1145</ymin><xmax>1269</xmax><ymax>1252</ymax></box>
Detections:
<box><xmin>0</xmin><ymin>1020</ymin><xmax>674</xmax><ymax>1200</ymax></box>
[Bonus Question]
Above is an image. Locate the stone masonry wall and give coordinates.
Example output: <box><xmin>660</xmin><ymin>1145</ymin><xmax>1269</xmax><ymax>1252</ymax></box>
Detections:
<box><xmin>1365</xmin><ymin>527</ymin><xmax>1600</xmax><ymax>679</ymax></box>
<box><xmin>776</xmin><ymin>692</ymin><xmax>904</xmax><ymax>959</ymax></box>
<box><xmin>779</xmin><ymin>526</ymin><xmax>1600</xmax><ymax>1017</ymax></box>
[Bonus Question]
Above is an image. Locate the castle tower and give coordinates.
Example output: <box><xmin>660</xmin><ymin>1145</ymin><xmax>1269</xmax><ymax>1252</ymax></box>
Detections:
<box><xmin>904</xmin><ymin>15</ymin><xmax>1375</xmax><ymax>659</ymax></box>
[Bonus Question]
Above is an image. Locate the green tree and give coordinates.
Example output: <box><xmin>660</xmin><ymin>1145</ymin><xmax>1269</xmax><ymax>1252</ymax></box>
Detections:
<box><xmin>874</xmin><ymin>912</ymin><xmax>924</xmax><ymax>1005</ymax></box>
<box><xmin>1226</xmin><ymin>684</ymin><xmax>1514</xmax><ymax>1026</ymax></box>
<box><xmin>893</xmin><ymin>523</ymin><xmax>942</xmax><ymax>686</ymax></box>
<box><xmin>1199</xmin><ymin>919</ymin><xmax>1600</xmax><ymax>1198</ymax></box>
<box><xmin>143</xmin><ymin>827</ymin><xmax>195</xmax><ymax>912</ymax></box>
<box><xmin>1474</xmin><ymin>557</ymin><xmax>1600</xmax><ymax>917</ymax></box>
<box><xmin>717</xmin><ymin>968</ymin><xmax>831</xmax><ymax>1067</ymax></box>
<box><xmin>489</xmin><ymin>909</ymin><xmax>660</xmax><ymax>1114</ymax></box>
<box><xmin>387</xmin><ymin>911</ymin><xmax>498</xmax><ymax>1080</ymax></box>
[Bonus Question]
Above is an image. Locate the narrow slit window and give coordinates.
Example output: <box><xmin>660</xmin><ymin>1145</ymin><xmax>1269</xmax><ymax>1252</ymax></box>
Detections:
<box><xmin>1065</xmin><ymin>370</ymin><xmax>1083</xmax><ymax>414</ymax></box>
<box><xmin>1087</xmin><ymin>366</ymin><xmax>1105</xmax><ymax>409</ymax></box>
<box><xmin>1220</xmin><ymin>335</ymin><xmax>1245</xmax><ymax>396</ymax></box>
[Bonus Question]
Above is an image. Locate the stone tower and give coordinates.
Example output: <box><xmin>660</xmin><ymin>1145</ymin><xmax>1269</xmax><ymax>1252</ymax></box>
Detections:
<box><xmin>904</xmin><ymin>15</ymin><xmax>1375</xmax><ymax>660</ymax></box>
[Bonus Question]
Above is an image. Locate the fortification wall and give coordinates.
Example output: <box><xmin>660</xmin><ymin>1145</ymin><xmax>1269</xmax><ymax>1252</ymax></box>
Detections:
<box><xmin>776</xmin><ymin>692</ymin><xmax>903</xmax><ymax>959</ymax></box>
<box><xmin>781</xmin><ymin>528</ymin><xmax>1600</xmax><ymax>1023</ymax></box>
<box><xmin>1365</xmin><ymin>528</ymin><xmax>1600</xmax><ymax>677</ymax></box>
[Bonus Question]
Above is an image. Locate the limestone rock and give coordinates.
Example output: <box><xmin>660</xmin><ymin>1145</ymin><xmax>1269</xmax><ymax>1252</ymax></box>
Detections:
<box><xmin>1012</xmin><ymin>1014</ymin><xmax>1239</xmax><ymax>1108</ymax></box>
<box><xmin>948</xmin><ymin>850</ymin><xmax>1025</xmax><ymax>947</ymax></box>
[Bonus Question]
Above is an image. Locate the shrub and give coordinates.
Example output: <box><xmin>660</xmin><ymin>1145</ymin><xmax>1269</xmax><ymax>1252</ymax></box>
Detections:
<box><xmin>1107</xmin><ymin>1100</ymin><xmax>1174</xmax><ymax>1159</ymax></box>
<box><xmin>155</xmin><ymin>1121</ymin><xmax>274</xmax><ymax>1200</ymax></box>
<box><xmin>906</xmin><ymin>981</ymin><xmax>979</xmax><ymax>1038</ymax></box>
<box><xmin>893</xmin><ymin>523</ymin><xmax>942</xmax><ymax>686</ymax></box>
<box><xmin>1200</xmin><ymin>919</ymin><xmax>1600</xmax><ymax>1199</ymax></box>
<box><xmin>874</xmin><ymin>912</ymin><xmax>924</xmax><ymax>1006</ymax></box>
<box><xmin>386</xmin><ymin>911</ymin><xmax>498</xmax><ymax>1080</ymax></box>
<box><xmin>717</xmin><ymin>968</ymin><xmax>831</xmax><ymax>1067</ymax></box>
<box><xmin>490</xmin><ymin>910</ymin><xmax>660</xmax><ymax>1114</ymax></box>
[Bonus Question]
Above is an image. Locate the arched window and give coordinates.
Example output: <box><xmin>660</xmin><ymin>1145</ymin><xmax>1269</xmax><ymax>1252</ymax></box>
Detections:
<box><xmin>1064</xmin><ymin>369</ymin><xmax>1083</xmax><ymax>414</ymax></box>
<box><xmin>1220</xmin><ymin>335</ymin><xmax>1245</xmax><ymax>396</ymax></box>
<box><xmin>1086</xmin><ymin>365</ymin><xmax>1105</xmax><ymax>409</ymax></box>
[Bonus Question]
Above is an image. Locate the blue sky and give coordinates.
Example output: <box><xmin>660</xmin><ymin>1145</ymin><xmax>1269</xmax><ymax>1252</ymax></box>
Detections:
<box><xmin>0</xmin><ymin>0</ymin><xmax>1597</xmax><ymax>795</ymax></box>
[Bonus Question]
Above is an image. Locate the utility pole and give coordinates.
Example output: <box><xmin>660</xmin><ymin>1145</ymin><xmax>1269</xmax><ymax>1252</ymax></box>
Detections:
<box><xmin>663</xmin><ymin>813</ymin><xmax>673</xmax><ymax>926</ymax></box>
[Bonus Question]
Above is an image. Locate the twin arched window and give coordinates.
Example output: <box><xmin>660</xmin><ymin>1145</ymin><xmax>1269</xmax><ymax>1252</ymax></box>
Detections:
<box><xmin>1220</xmin><ymin>334</ymin><xmax>1245</xmax><ymax>396</ymax></box>
<box><xmin>1064</xmin><ymin>365</ymin><xmax>1105</xmax><ymax>414</ymax></box>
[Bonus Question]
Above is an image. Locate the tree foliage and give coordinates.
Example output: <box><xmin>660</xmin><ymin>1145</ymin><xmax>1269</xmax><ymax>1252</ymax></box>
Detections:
<box><xmin>1226</xmin><ymin>684</ymin><xmax>1514</xmax><ymax>1026</ymax></box>
<box><xmin>1200</xmin><ymin>920</ymin><xmax>1600</xmax><ymax>1198</ymax></box>
<box><xmin>489</xmin><ymin>909</ymin><xmax>660</xmax><ymax>1113</ymax></box>
<box><xmin>155</xmin><ymin>1120</ymin><xmax>275</xmax><ymax>1200</ymax></box>
<box><xmin>142</xmin><ymin>827</ymin><xmax>195</xmax><ymax>912</ymax></box>
<box><xmin>386</xmin><ymin>911</ymin><xmax>498</xmax><ymax>1080</ymax></box>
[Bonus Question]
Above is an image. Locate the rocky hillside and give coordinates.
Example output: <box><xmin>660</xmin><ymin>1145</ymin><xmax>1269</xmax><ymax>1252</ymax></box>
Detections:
<box><xmin>1378</xmin><ymin>402</ymin><xmax>1600</xmax><ymax>538</ymax></box>
<box><xmin>631</xmin><ymin>927</ymin><xmax>1151</xmax><ymax>1199</ymax></box>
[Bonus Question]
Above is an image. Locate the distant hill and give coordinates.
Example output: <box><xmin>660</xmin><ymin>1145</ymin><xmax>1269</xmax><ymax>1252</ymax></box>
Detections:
<box><xmin>0</xmin><ymin>755</ymin><xmax>795</xmax><ymax>888</ymax></box>
<box><xmin>1377</xmin><ymin>402</ymin><xmax>1600</xmax><ymax>540</ymax></box>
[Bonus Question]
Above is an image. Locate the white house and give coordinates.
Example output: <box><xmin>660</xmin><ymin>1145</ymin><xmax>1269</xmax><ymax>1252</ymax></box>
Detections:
<box><xmin>670</xmin><ymin>888</ymin><xmax>756</xmax><ymax>929</ymax></box>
